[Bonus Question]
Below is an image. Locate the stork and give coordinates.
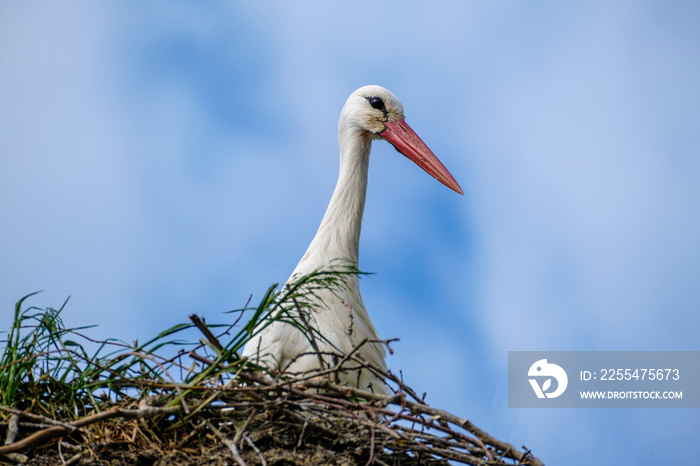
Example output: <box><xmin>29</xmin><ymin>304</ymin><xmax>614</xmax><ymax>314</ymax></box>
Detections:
<box><xmin>242</xmin><ymin>85</ymin><xmax>462</xmax><ymax>394</ymax></box>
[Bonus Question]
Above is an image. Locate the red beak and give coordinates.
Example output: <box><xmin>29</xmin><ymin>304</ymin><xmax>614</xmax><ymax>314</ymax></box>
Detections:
<box><xmin>379</xmin><ymin>119</ymin><xmax>463</xmax><ymax>195</ymax></box>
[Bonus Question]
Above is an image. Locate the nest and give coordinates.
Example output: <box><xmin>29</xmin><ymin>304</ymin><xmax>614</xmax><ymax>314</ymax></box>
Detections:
<box><xmin>1</xmin><ymin>276</ymin><xmax>543</xmax><ymax>465</ymax></box>
<box><xmin>1</xmin><ymin>370</ymin><xmax>542</xmax><ymax>465</ymax></box>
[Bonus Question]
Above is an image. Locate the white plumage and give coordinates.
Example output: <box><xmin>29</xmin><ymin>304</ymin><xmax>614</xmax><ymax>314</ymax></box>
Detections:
<box><xmin>242</xmin><ymin>85</ymin><xmax>462</xmax><ymax>394</ymax></box>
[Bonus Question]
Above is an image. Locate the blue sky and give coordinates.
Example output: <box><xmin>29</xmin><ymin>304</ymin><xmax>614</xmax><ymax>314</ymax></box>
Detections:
<box><xmin>1</xmin><ymin>2</ymin><xmax>699</xmax><ymax>464</ymax></box>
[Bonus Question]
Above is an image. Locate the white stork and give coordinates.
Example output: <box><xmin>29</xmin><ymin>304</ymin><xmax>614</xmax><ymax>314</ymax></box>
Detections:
<box><xmin>242</xmin><ymin>85</ymin><xmax>462</xmax><ymax>394</ymax></box>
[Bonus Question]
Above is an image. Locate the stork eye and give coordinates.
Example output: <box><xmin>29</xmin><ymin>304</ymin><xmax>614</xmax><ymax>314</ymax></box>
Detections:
<box><xmin>368</xmin><ymin>97</ymin><xmax>385</xmax><ymax>110</ymax></box>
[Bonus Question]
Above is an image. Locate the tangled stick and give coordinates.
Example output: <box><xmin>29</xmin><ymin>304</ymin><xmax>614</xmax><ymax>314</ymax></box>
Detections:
<box><xmin>0</xmin><ymin>404</ymin><xmax>181</xmax><ymax>456</ymax></box>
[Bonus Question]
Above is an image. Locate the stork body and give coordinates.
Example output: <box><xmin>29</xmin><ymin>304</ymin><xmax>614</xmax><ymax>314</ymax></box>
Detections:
<box><xmin>242</xmin><ymin>86</ymin><xmax>462</xmax><ymax>394</ymax></box>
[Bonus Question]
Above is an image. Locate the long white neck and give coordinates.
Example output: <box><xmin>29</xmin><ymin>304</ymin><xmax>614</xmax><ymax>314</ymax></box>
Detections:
<box><xmin>293</xmin><ymin>122</ymin><xmax>373</xmax><ymax>275</ymax></box>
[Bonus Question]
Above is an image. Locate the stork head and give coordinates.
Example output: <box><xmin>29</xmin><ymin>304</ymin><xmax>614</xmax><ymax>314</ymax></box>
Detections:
<box><xmin>340</xmin><ymin>85</ymin><xmax>463</xmax><ymax>195</ymax></box>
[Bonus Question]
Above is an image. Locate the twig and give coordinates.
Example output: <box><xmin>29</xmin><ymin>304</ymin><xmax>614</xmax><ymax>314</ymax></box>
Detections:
<box><xmin>124</xmin><ymin>351</ymin><xmax>190</xmax><ymax>414</ymax></box>
<box><xmin>173</xmin><ymin>420</ymin><xmax>206</xmax><ymax>449</ymax></box>
<box><xmin>208</xmin><ymin>422</ymin><xmax>247</xmax><ymax>466</ymax></box>
<box><xmin>4</xmin><ymin>414</ymin><xmax>20</xmax><ymax>446</ymax></box>
<box><xmin>190</xmin><ymin>314</ymin><xmax>224</xmax><ymax>352</ymax></box>
<box><xmin>62</xmin><ymin>451</ymin><xmax>85</xmax><ymax>466</ymax></box>
<box><xmin>0</xmin><ymin>406</ymin><xmax>78</xmax><ymax>432</ymax></box>
<box><xmin>243</xmin><ymin>434</ymin><xmax>267</xmax><ymax>466</ymax></box>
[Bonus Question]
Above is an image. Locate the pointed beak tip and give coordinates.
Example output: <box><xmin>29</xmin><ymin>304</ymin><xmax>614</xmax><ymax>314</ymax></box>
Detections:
<box><xmin>446</xmin><ymin>180</ymin><xmax>464</xmax><ymax>195</ymax></box>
